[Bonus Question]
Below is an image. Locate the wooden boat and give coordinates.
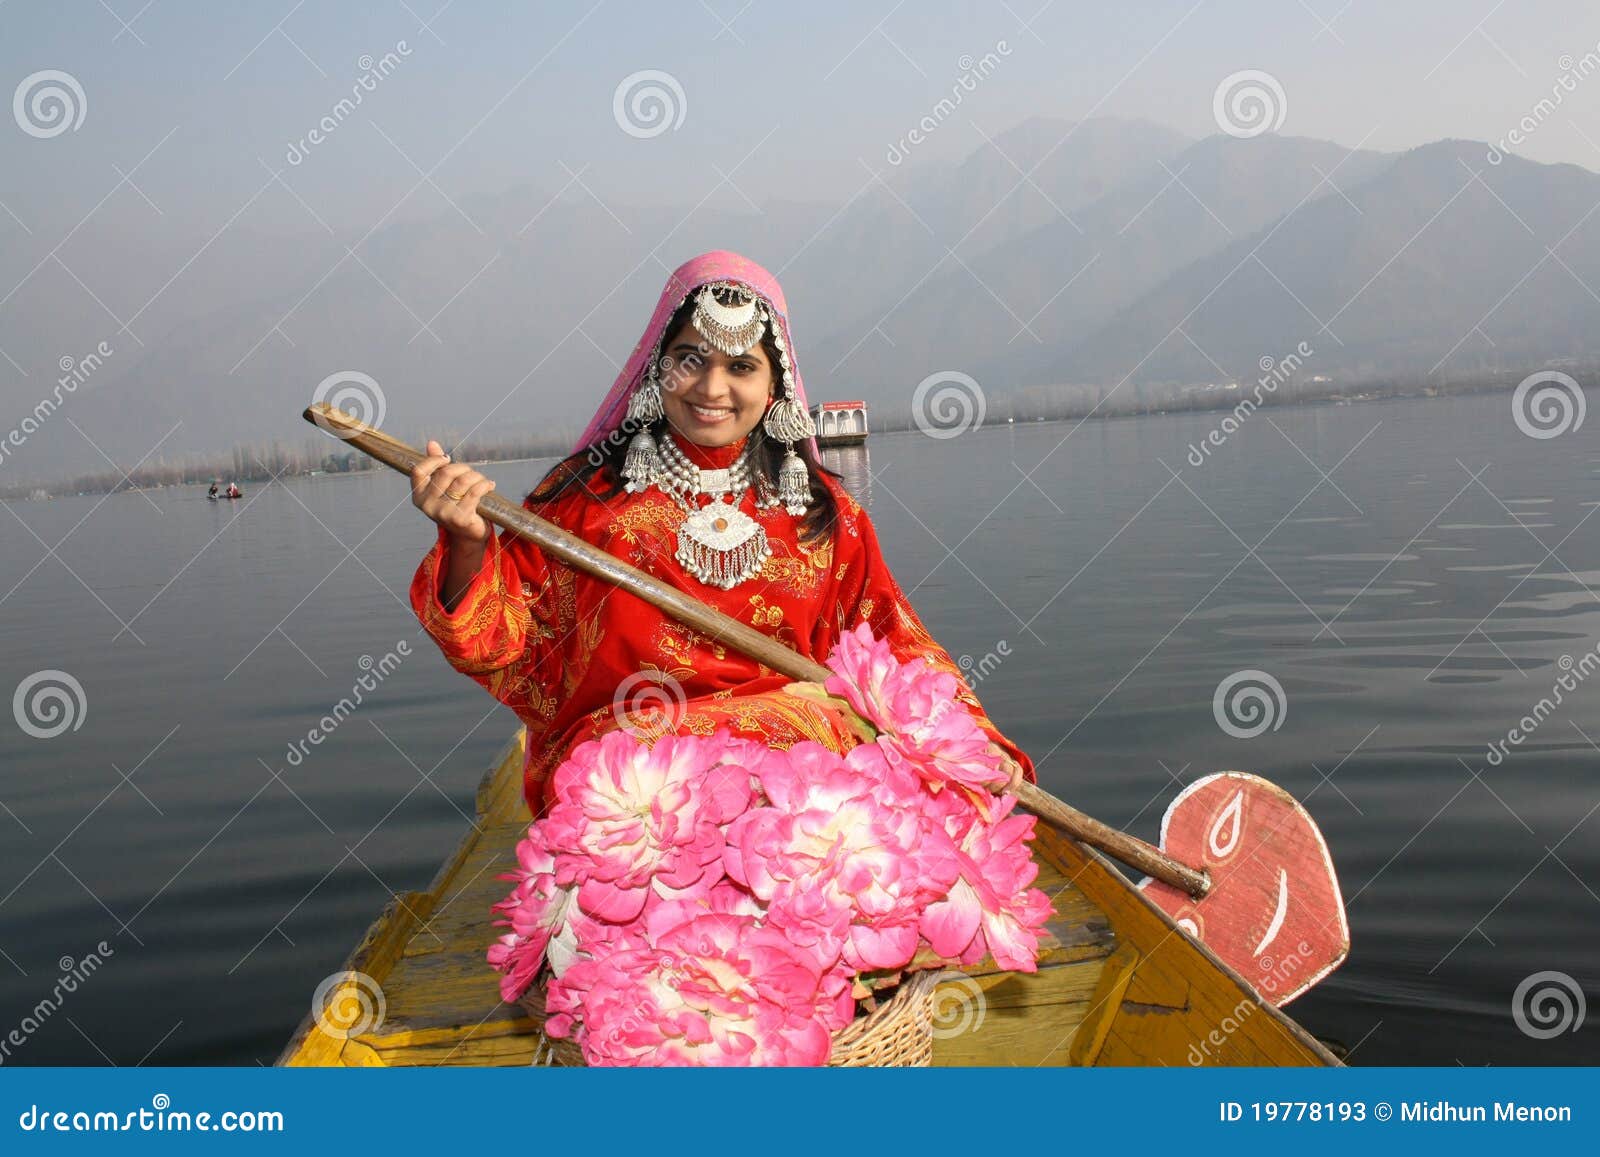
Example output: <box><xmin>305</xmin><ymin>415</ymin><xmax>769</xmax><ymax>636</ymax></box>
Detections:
<box><xmin>278</xmin><ymin>728</ymin><xmax>1341</xmax><ymax>1067</ymax></box>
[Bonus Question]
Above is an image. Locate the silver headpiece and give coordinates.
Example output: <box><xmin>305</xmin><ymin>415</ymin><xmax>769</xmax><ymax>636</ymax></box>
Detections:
<box><xmin>618</xmin><ymin>281</ymin><xmax>816</xmax><ymax>520</ymax></box>
<box><xmin>691</xmin><ymin>282</ymin><xmax>767</xmax><ymax>356</ymax></box>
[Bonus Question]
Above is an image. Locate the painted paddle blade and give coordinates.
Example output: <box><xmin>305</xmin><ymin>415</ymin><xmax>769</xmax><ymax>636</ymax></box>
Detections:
<box><xmin>1137</xmin><ymin>772</ymin><xmax>1348</xmax><ymax>1005</ymax></box>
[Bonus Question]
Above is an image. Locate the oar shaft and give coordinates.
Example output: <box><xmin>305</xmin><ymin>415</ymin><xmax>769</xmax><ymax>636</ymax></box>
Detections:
<box><xmin>1013</xmin><ymin>783</ymin><xmax>1208</xmax><ymax>895</ymax></box>
<box><xmin>304</xmin><ymin>403</ymin><xmax>1209</xmax><ymax>897</ymax></box>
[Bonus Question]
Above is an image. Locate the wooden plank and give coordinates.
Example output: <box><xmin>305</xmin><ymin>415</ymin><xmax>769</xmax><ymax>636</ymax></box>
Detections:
<box><xmin>354</xmin><ymin>828</ymin><xmax>1119</xmax><ymax>1063</ymax></box>
<box><xmin>930</xmin><ymin>956</ymin><xmax>1108</xmax><ymax>1066</ymax></box>
<box><xmin>1031</xmin><ymin>823</ymin><xmax>1340</xmax><ymax>1067</ymax></box>
<box><xmin>281</xmin><ymin>725</ymin><xmax>1338</xmax><ymax>1068</ymax></box>
<box><xmin>1066</xmin><ymin>942</ymin><xmax>1140</xmax><ymax>1066</ymax></box>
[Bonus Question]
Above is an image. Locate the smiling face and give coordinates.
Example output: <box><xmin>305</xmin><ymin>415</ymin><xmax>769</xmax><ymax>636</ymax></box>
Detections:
<box><xmin>656</xmin><ymin>316</ymin><xmax>776</xmax><ymax>448</ymax></box>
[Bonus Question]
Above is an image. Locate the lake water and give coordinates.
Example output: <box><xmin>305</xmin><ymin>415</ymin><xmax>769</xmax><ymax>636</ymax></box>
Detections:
<box><xmin>1</xmin><ymin>389</ymin><xmax>1596</xmax><ymax>1065</ymax></box>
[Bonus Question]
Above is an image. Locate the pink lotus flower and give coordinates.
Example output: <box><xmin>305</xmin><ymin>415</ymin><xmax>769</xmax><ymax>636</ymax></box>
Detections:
<box><xmin>542</xmin><ymin>728</ymin><xmax>758</xmax><ymax>924</ymax></box>
<box><xmin>919</xmin><ymin>794</ymin><xmax>1055</xmax><ymax>972</ymax></box>
<box><xmin>545</xmin><ymin>898</ymin><xmax>845</xmax><ymax>1066</ymax></box>
<box><xmin>485</xmin><ymin>829</ymin><xmax>578</xmax><ymax>1003</ymax></box>
<box><xmin>484</xmin><ymin>647</ymin><xmax>1054</xmax><ymax>1058</ymax></box>
<box><xmin>724</xmin><ymin>741</ymin><xmax>960</xmax><ymax>973</ymax></box>
<box><xmin>824</xmin><ymin>622</ymin><xmax>1006</xmax><ymax>796</ymax></box>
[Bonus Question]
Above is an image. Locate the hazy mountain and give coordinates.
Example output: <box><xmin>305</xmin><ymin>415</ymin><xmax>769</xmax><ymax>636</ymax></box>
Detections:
<box><xmin>767</xmin><ymin>116</ymin><xmax>1192</xmax><ymax>333</ymax></box>
<box><xmin>810</xmin><ymin>132</ymin><xmax>1393</xmax><ymax>405</ymax></box>
<box><xmin>4</xmin><ymin>117</ymin><xmax>1191</xmax><ymax>484</ymax></box>
<box><xmin>7</xmin><ymin>120</ymin><xmax>1600</xmax><ymax>490</ymax></box>
<box><xmin>1060</xmin><ymin>140</ymin><xmax>1600</xmax><ymax>385</ymax></box>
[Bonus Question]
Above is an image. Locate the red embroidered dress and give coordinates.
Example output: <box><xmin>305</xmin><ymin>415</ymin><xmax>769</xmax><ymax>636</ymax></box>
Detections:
<box><xmin>409</xmin><ymin>432</ymin><xmax>1035</xmax><ymax>814</ymax></box>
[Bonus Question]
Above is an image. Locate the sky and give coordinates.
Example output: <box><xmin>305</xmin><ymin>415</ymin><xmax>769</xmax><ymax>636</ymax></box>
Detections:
<box><xmin>3</xmin><ymin>0</ymin><xmax>1600</xmax><ymax>485</ymax></box>
<box><xmin>3</xmin><ymin>0</ymin><xmax>1599</xmax><ymax>238</ymax></box>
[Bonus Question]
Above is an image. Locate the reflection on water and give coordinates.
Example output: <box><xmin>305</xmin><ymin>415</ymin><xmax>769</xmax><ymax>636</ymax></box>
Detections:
<box><xmin>821</xmin><ymin>443</ymin><xmax>872</xmax><ymax>506</ymax></box>
<box><xmin>1</xmin><ymin>390</ymin><xmax>1596</xmax><ymax>1065</ymax></box>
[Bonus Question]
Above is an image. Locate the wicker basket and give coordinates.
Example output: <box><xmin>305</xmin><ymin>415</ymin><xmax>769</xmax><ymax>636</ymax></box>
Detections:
<box><xmin>517</xmin><ymin>967</ymin><xmax>943</xmax><ymax>1067</ymax></box>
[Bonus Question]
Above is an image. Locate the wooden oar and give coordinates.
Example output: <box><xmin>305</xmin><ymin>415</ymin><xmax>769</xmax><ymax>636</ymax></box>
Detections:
<box><xmin>305</xmin><ymin>403</ymin><xmax>1354</xmax><ymax>1004</ymax></box>
<box><xmin>304</xmin><ymin>401</ymin><xmax>1210</xmax><ymax>896</ymax></box>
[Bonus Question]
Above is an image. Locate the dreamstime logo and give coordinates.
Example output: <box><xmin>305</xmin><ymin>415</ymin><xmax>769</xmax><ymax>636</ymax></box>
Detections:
<box><xmin>613</xmin><ymin>70</ymin><xmax>686</xmax><ymax>139</ymax></box>
<box><xmin>1512</xmin><ymin>970</ymin><xmax>1586</xmax><ymax>1040</ymax></box>
<box><xmin>583</xmin><ymin>339</ymin><xmax>721</xmax><ymax>467</ymax></box>
<box><xmin>310</xmin><ymin>370</ymin><xmax>387</xmax><ymax>439</ymax></box>
<box><xmin>1511</xmin><ymin>370</ymin><xmax>1586</xmax><ymax>439</ymax></box>
<box><xmin>1188</xmin><ymin>995</ymin><xmax>1257</xmax><ymax>1065</ymax></box>
<box><xmin>1187</xmin><ymin>340</ymin><xmax>1314</xmax><ymax>465</ymax></box>
<box><xmin>920</xmin><ymin>970</ymin><xmax>987</xmax><ymax>1039</ymax></box>
<box><xmin>1486</xmin><ymin>641</ymin><xmax>1600</xmax><ymax>766</ymax></box>
<box><xmin>1212</xmin><ymin>70</ymin><xmax>1287</xmax><ymax>138</ymax></box>
<box><xmin>312</xmin><ymin>970</ymin><xmax>387</xmax><ymax>1039</ymax></box>
<box><xmin>912</xmin><ymin>371</ymin><xmax>986</xmax><ymax>439</ymax></box>
<box><xmin>1187</xmin><ymin>941</ymin><xmax>1315</xmax><ymax>1064</ymax></box>
<box><xmin>886</xmin><ymin>40</ymin><xmax>1012</xmax><ymax>166</ymax></box>
<box><xmin>285</xmin><ymin>41</ymin><xmax>413</xmax><ymax>165</ymax></box>
<box><xmin>285</xmin><ymin>643</ymin><xmax>411</xmax><ymax>767</ymax></box>
<box><xmin>1212</xmin><ymin>669</ymin><xmax>1286</xmax><ymax>739</ymax></box>
<box><xmin>0</xmin><ymin>941</ymin><xmax>114</xmax><ymax>1065</ymax></box>
<box><xmin>13</xmin><ymin>70</ymin><xmax>86</xmax><ymax>138</ymax></box>
<box><xmin>957</xmin><ymin>640</ymin><xmax>1011</xmax><ymax>691</ymax></box>
<box><xmin>1488</xmin><ymin>45</ymin><xmax>1600</xmax><ymax>164</ymax></box>
<box><xmin>0</xmin><ymin>340</ymin><xmax>113</xmax><ymax>471</ymax></box>
<box><xmin>611</xmin><ymin>670</ymin><xmax>687</xmax><ymax>740</ymax></box>
<box><xmin>12</xmin><ymin>669</ymin><xmax>86</xmax><ymax>739</ymax></box>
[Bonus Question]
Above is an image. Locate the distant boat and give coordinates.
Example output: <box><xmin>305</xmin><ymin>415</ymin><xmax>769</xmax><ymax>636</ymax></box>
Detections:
<box><xmin>809</xmin><ymin>400</ymin><xmax>868</xmax><ymax>447</ymax></box>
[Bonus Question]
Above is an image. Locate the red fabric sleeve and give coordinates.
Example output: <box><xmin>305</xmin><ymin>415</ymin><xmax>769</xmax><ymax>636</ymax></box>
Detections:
<box><xmin>409</xmin><ymin>513</ymin><xmax>568</xmax><ymax>722</ymax></box>
<box><xmin>412</xmin><ymin>523</ymin><xmax>532</xmax><ymax>672</ymax></box>
<box><xmin>827</xmin><ymin>485</ymin><xmax>1036</xmax><ymax>785</ymax></box>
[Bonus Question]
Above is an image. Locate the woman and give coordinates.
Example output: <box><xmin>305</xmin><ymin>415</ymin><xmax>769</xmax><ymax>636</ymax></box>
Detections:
<box><xmin>408</xmin><ymin>250</ymin><xmax>1032</xmax><ymax>814</ymax></box>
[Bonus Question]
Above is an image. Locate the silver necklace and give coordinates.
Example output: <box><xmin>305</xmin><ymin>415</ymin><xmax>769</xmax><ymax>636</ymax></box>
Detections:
<box><xmin>652</xmin><ymin>434</ymin><xmax>771</xmax><ymax>590</ymax></box>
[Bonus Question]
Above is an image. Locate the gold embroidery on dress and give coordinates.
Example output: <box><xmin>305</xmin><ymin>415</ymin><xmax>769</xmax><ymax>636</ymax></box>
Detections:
<box><xmin>607</xmin><ymin>499</ymin><xmax>685</xmax><ymax>570</ymax></box>
<box><xmin>419</xmin><ymin>543</ymin><xmax>534</xmax><ymax>674</ymax></box>
<box><xmin>564</xmin><ymin>609</ymin><xmax>606</xmax><ymax>697</ymax></box>
<box><xmin>757</xmin><ymin>553</ymin><xmax>820</xmax><ymax>594</ymax></box>
<box><xmin>747</xmin><ymin>593</ymin><xmax>783</xmax><ymax>630</ymax></box>
<box><xmin>606</xmin><ymin>500</ymin><xmax>682</xmax><ymax>544</ymax></box>
<box><xmin>656</xmin><ymin>618</ymin><xmax>727</xmax><ymax>665</ymax></box>
<box><xmin>724</xmin><ymin>693</ymin><xmax>850</xmax><ymax>749</ymax></box>
<box><xmin>553</xmin><ymin>567</ymin><xmax>578</xmax><ymax>632</ymax></box>
<box><xmin>640</xmin><ymin>659</ymin><xmax>696</xmax><ymax>685</ymax></box>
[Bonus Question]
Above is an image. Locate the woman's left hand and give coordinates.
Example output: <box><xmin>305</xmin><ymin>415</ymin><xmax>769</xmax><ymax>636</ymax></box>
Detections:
<box><xmin>987</xmin><ymin>741</ymin><xmax>1025</xmax><ymax>794</ymax></box>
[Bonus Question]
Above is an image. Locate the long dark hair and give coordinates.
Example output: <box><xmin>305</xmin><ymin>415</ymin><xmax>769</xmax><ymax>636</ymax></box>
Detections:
<box><xmin>527</xmin><ymin>295</ymin><xmax>842</xmax><ymax>545</ymax></box>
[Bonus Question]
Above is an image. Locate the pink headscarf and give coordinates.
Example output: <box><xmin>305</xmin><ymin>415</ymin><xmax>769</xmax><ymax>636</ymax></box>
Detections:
<box><xmin>573</xmin><ymin>250</ymin><xmax>818</xmax><ymax>457</ymax></box>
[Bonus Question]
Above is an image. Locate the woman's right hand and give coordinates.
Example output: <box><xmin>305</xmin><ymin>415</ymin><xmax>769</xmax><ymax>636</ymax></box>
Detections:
<box><xmin>411</xmin><ymin>439</ymin><xmax>497</xmax><ymax>545</ymax></box>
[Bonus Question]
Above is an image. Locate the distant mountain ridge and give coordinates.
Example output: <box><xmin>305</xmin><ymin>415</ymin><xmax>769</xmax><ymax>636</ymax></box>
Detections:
<box><xmin>3</xmin><ymin>117</ymin><xmax>1597</xmax><ymax>487</ymax></box>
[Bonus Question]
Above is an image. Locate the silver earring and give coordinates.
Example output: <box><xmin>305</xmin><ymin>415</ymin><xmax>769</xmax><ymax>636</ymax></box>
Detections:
<box><xmin>760</xmin><ymin>326</ymin><xmax>815</xmax><ymax>516</ymax></box>
<box><xmin>621</xmin><ymin>354</ymin><xmax>664</xmax><ymax>492</ymax></box>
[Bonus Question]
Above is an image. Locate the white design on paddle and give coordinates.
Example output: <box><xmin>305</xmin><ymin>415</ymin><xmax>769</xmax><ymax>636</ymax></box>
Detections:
<box><xmin>1208</xmin><ymin>789</ymin><xmax>1244</xmax><ymax>859</ymax></box>
<box><xmin>1254</xmin><ymin>868</ymin><xmax>1291</xmax><ymax>957</ymax></box>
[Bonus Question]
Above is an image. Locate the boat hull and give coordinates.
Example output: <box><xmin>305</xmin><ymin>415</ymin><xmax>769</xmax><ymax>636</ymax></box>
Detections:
<box><xmin>277</xmin><ymin>729</ymin><xmax>1338</xmax><ymax>1067</ymax></box>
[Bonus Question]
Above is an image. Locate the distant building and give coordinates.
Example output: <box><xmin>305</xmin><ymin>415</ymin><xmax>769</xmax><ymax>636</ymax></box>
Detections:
<box><xmin>809</xmin><ymin>400</ymin><xmax>868</xmax><ymax>446</ymax></box>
